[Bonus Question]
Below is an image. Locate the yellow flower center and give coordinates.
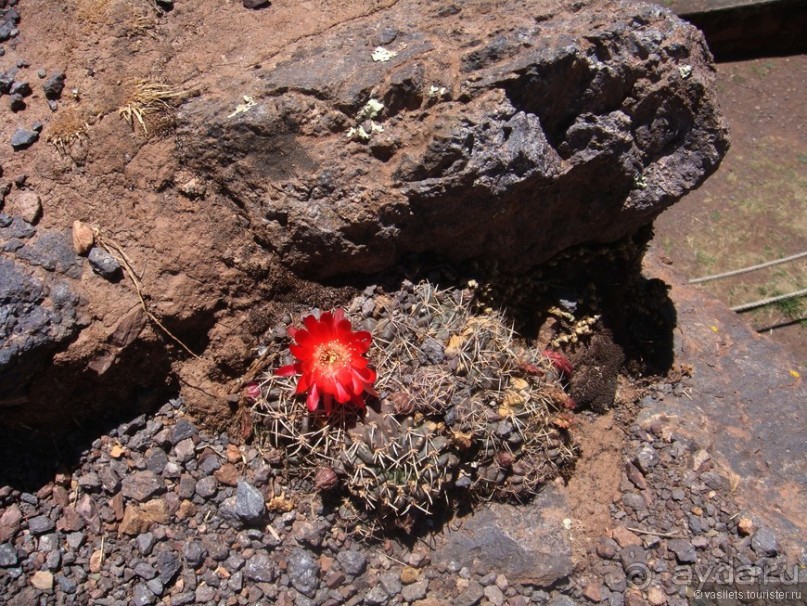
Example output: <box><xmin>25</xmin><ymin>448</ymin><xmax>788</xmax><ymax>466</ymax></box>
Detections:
<box><xmin>315</xmin><ymin>341</ymin><xmax>349</xmax><ymax>370</ymax></box>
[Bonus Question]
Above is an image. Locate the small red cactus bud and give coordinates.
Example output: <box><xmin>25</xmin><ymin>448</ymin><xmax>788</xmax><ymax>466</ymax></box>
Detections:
<box><xmin>313</xmin><ymin>467</ymin><xmax>339</xmax><ymax>491</ymax></box>
<box><xmin>495</xmin><ymin>451</ymin><xmax>514</xmax><ymax>468</ymax></box>
<box><xmin>244</xmin><ymin>382</ymin><xmax>261</xmax><ymax>400</ymax></box>
<box><xmin>543</xmin><ymin>350</ymin><xmax>573</xmax><ymax>378</ymax></box>
<box><xmin>390</xmin><ymin>391</ymin><xmax>415</xmax><ymax>416</ymax></box>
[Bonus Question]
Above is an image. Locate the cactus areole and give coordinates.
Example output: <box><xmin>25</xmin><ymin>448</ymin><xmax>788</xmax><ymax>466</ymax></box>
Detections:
<box><xmin>275</xmin><ymin>309</ymin><xmax>377</xmax><ymax>414</ymax></box>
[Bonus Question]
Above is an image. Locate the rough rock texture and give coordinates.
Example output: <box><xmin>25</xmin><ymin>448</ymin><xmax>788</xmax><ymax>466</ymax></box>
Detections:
<box><xmin>0</xmin><ymin>0</ymin><xmax>727</xmax><ymax>430</ymax></box>
<box><xmin>178</xmin><ymin>0</ymin><xmax>729</xmax><ymax>278</ymax></box>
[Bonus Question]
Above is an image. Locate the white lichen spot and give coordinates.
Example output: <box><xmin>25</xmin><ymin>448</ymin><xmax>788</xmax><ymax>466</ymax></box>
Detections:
<box><xmin>227</xmin><ymin>95</ymin><xmax>257</xmax><ymax>118</ymax></box>
<box><xmin>371</xmin><ymin>47</ymin><xmax>398</xmax><ymax>62</ymax></box>
<box><xmin>357</xmin><ymin>98</ymin><xmax>384</xmax><ymax>121</ymax></box>
<box><xmin>428</xmin><ymin>84</ymin><xmax>448</xmax><ymax>98</ymax></box>
<box><xmin>679</xmin><ymin>64</ymin><xmax>693</xmax><ymax>79</ymax></box>
<box><xmin>634</xmin><ymin>173</ymin><xmax>648</xmax><ymax>189</ymax></box>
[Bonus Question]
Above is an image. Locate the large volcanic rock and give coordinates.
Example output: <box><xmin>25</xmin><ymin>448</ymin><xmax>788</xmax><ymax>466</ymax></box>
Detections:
<box><xmin>0</xmin><ymin>0</ymin><xmax>728</xmax><ymax>430</ymax></box>
<box><xmin>178</xmin><ymin>0</ymin><xmax>729</xmax><ymax>278</ymax></box>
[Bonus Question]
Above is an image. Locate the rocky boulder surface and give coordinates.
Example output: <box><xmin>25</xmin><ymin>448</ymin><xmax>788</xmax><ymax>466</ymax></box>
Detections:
<box><xmin>0</xmin><ymin>0</ymin><xmax>727</xmax><ymax>430</ymax></box>
<box><xmin>178</xmin><ymin>0</ymin><xmax>729</xmax><ymax>278</ymax></box>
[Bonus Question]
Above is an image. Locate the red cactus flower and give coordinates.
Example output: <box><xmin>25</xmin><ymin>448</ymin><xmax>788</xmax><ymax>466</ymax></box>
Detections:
<box><xmin>275</xmin><ymin>309</ymin><xmax>377</xmax><ymax>414</ymax></box>
<box><xmin>543</xmin><ymin>349</ymin><xmax>574</xmax><ymax>379</ymax></box>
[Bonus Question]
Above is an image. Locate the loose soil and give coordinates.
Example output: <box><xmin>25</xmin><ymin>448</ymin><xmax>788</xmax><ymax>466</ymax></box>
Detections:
<box><xmin>652</xmin><ymin>54</ymin><xmax>807</xmax><ymax>366</ymax></box>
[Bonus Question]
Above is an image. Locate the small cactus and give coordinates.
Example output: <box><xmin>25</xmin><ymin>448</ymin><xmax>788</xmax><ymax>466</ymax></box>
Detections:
<box><xmin>251</xmin><ymin>279</ymin><xmax>579</xmax><ymax>531</ymax></box>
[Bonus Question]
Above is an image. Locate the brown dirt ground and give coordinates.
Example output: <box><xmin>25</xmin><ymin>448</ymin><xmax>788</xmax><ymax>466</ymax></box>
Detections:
<box><xmin>652</xmin><ymin>54</ymin><xmax>807</xmax><ymax>366</ymax></box>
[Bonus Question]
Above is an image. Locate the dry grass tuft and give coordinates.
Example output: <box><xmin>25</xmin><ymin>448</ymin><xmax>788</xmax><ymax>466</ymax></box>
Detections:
<box><xmin>46</xmin><ymin>110</ymin><xmax>92</xmax><ymax>155</ymax></box>
<box><xmin>74</xmin><ymin>0</ymin><xmax>159</xmax><ymax>37</ymax></box>
<box><xmin>117</xmin><ymin>80</ymin><xmax>198</xmax><ymax>134</ymax></box>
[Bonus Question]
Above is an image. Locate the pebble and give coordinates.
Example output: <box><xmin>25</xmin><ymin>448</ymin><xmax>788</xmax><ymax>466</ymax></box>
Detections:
<box><xmin>288</xmin><ymin>549</ymin><xmax>320</xmax><ymax>596</ymax></box>
<box><xmin>401</xmin><ymin>578</ymin><xmax>429</xmax><ymax>602</ymax></box>
<box><xmin>10</xmin><ymin>128</ymin><xmax>38</xmax><ymax>150</ymax></box>
<box><xmin>244</xmin><ymin>552</ymin><xmax>275</xmax><ymax>583</ymax></box>
<box><xmin>122</xmin><ymin>471</ymin><xmax>165</xmax><ymax>502</ymax></box>
<box><xmin>235</xmin><ymin>480</ymin><xmax>266</xmax><ymax>525</ymax></box>
<box><xmin>337</xmin><ymin>549</ymin><xmax>367</xmax><ymax>576</ymax></box>
<box><xmin>88</xmin><ymin>246</ymin><xmax>122</xmax><ymax>280</ymax></box>
<box><xmin>0</xmin><ymin>543</ymin><xmax>18</xmax><ymax>566</ymax></box>
<box><xmin>30</xmin><ymin>570</ymin><xmax>54</xmax><ymax>591</ymax></box>
<box><xmin>751</xmin><ymin>528</ymin><xmax>778</xmax><ymax>556</ymax></box>
<box><xmin>27</xmin><ymin>514</ymin><xmax>55</xmax><ymax>535</ymax></box>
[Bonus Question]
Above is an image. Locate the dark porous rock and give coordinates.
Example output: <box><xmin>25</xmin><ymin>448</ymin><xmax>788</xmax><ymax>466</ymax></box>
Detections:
<box><xmin>171</xmin><ymin>418</ymin><xmax>197</xmax><ymax>444</ymax></box>
<box><xmin>336</xmin><ymin>549</ymin><xmax>367</xmax><ymax>576</ymax></box>
<box><xmin>43</xmin><ymin>71</ymin><xmax>65</xmax><ymax>100</ymax></box>
<box><xmin>0</xmin><ymin>256</ymin><xmax>83</xmax><ymax>405</ymax></box>
<box><xmin>235</xmin><ymin>480</ymin><xmax>266</xmax><ymax>525</ymax></box>
<box><xmin>177</xmin><ymin>0</ymin><xmax>728</xmax><ymax>279</ymax></box>
<box><xmin>10</xmin><ymin>128</ymin><xmax>38</xmax><ymax>150</ymax></box>
<box><xmin>87</xmin><ymin>246</ymin><xmax>122</xmax><ymax>281</ymax></box>
<box><xmin>244</xmin><ymin>552</ymin><xmax>275</xmax><ymax>583</ymax></box>
<box><xmin>433</xmin><ymin>484</ymin><xmax>573</xmax><ymax>586</ymax></box>
<box><xmin>288</xmin><ymin>548</ymin><xmax>320</xmax><ymax>597</ymax></box>
<box><xmin>132</xmin><ymin>582</ymin><xmax>157</xmax><ymax>606</ymax></box>
<box><xmin>27</xmin><ymin>514</ymin><xmax>55</xmax><ymax>535</ymax></box>
<box><xmin>155</xmin><ymin>548</ymin><xmax>181</xmax><ymax>585</ymax></box>
<box><xmin>183</xmin><ymin>540</ymin><xmax>208</xmax><ymax>568</ymax></box>
<box><xmin>14</xmin><ymin>230</ymin><xmax>81</xmax><ymax>277</ymax></box>
<box><xmin>242</xmin><ymin>0</ymin><xmax>269</xmax><ymax>8</ymax></box>
<box><xmin>751</xmin><ymin>528</ymin><xmax>778</xmax><ymax>557</ymax></box>
<box><xmin>195</xmin><ymin>476</ymin><xmax>218</xmax><ymax>499</ymax></box>
<box><xmin>667</xmin><ymin>538</ymin><xmax>697</xmax><ymax>564</ymax></box>
<box><xmin>0</xmin><ymin>542</ymin><xmax>19</xmax><ymax>566</ymax></box>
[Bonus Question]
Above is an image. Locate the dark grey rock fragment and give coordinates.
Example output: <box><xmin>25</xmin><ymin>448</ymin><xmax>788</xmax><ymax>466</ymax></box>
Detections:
<box><xmin>336</xmin><ymin>549</ymin><xmax>367</xmax><ymax>576</ymax></box>
<box><xmin>43</xmin><ymin>72</ymin><xmax>65</xmax><ymax>100</ymax></box>
<box><xmin>288</xmin><ymin>548</ymin><xmax>320</xmax><ymax>597</ymax></box>
<box><xmin>244</xmin><ymin>552</ymin><xmax>275</xmax><ymax>583</ymax></box>
<box><xmin>155</xmin><ymin>548</ymin><xmax>181</xmax><ymax>585</ymax></box>
<box><xmin>88</xmin><ymin>246</ymin><xmax>121</xmax><ymax>280</ymax></box>
<box><xmin>667</xmin><ymin>538</ymin><xmax>697</xmax><ymax>564</ymax></box>
<box><xmin>751</xmin><ymin>528</ymin><xmax>778</xmax><ymax>557</ymax></box>
<box><xmin>0</xmin><ymin>543</ymin><xmax>18</xmax><ymax>566</ymax></box>
<box><xmin>27</xmin><ymin>515</ymin><xmax>55</xmax><ymax>535</ymax></box>
<box><xmin>10</xmin><ymin>128</ymin><xmax>38</xmax><ymax>150</ymax></box>
<box><xmin>235</xmin><ymin>480</ymin><xmax>266</xmax><ymax>525</ymax></box>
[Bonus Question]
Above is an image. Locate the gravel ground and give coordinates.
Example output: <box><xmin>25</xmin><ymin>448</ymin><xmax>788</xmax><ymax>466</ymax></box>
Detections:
<box><xmin>1</xmin><ymin>344</ymin><xmax>803</xmax><ymax>606</ymax></box>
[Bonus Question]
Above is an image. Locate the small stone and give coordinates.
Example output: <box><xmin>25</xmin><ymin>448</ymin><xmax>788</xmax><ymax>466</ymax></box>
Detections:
<box><xmin>336</xmin><ymin>549</ymin><xmax>367</xmax><ymax>576</ymax></box>
<box><xmin>134</xmin><ymin>562</ymin><xmax>158</xmax><ymax>580</ymax></box>
<box><xmin>10</xmin><ymin>191</ymin><xmax>42</xmax><ymax>224</ymax></box>
<box><xmin>171</xmin><ymin>418</ymin><xmax>197</xmax><ymax>444</ymax></box>
<box><xmin>147</xmin><ymin>578</ymin><xmax>164</xmax><ymax>596</ymax></box>
<box><xmin>401</xmin><ymin>578</ymin><xmax>429</xmax><ymax>602</ymax></box>
<box><xmin>597</xmin><ymin>537</ymin><xmax>620</xmax><ymax>559</ymax></box>
<box><xmin>365</xmin><ymin>585</ymin><xmax>389</xmax><ymax>605</ymax></box>
<box><xmin>122</xmin><ymin>471</ymin><xmax>165</xmax><ymax>502</ymax></box>
<box><xmin>71</xmin><ymin>220</ymin><xmax>95</xmax><ymax>254</ymax></box>
<box><xmin>667</xmin><ymin>539</ymin><xmax>697</xmax><ymax>564</ymax></box>
<box><xmin>120</xmin><ymin>499</ymin><xmax>169</xmax><ymax>535</ymax></box>
<box><xmin>751</xmin><ymin>528</ymin><xmax>778</xmax><ymax>557</ymax></box>
<box><xmin>0</xmin><ymin>504</ymin><xmax>23</xmax><ymax>541</ymax></box>
<box><xmin>88</xmin><ymin>246</ymin><xmax>122</xmax><ymax>280</ymax></box>
<box><xmin>737</xmin><ymin>517</ymin><xmax>754</xmax><ymax>536</ymax></box>
<box><xmin>183</xmin><ymin>541</ymin><xmax>208</xmax><ymax>568</ymax></box>
<box><xmin>137</xmin><ymin>532</ymin><xmax>156</xmax><ymax>556</ymax></box>
<box><xmin>288</xmin><ymin>549</ymin><xmax>320</xmax><ymax>597</ymax></box>
<box><xmin>611</xmin><ymin>526</ymin><xmax>641</xmax><ymax>547</ymax></box>
<box><xmin>242</xmin><ymin>0</ymin><xmax>269</xmax><ymax>8</ymax></box>
<box><xmin>484</xmin><ymin>584</ymin><xmax>506</xmax><ymax>606</ymax></box>
<box><xmin>78</xmin><ymin>472</ymin><xmax>102</xmax><ymax>491</ymax></box>
<box><xmin>56</xmin><ymin>575</ymin><xmax>77</xmax><ymax>594</ymax></box>
<box><xmin>634</xmin><ymin>445</ymin><xmax>659</xmax><ymax>473</ymax></box>
<box><xmin>156</xmin><ymin>549</ymin><xmax>181</xmax><ymax>584</ymax></box>
<box><xmin>400</xmin><ymin>566</ymin><xmax>420</xmax><ymax>584</ymax></box>
<box><xmin>28</xmin><ymin>515</ymin><xmax>55</xmax><ymax>535</ymax></box>
<box><xmin>235</xmin><ymin>480</ymin><xmax>266</xmax><ymax>525</ymax></box>
<box><xmin>133</xmin><ymin>582</ymin><xmax>157</xmax><ymax>606</ymax></box>
<box><xmin>214</xmin><ymin>463</ymin><xmax>239</xmax><ymax>486</ymax></box>
<box><xmin>583</xmin><ymin>582</ymin><xmax>604</xmax><ymax>602</ymax></box>
<box><xmin>43</xmin><ymin>72</ymin><xmax>66</xmax><ymax>100</ymax></box>
<box><xmin>66</xmin><ymin>532</ymin><xmax>85</xmax><ymax>549</ymax></box>
<box><xmin>0</xmin><ymin>543</ymin><xmax>19</xmax><ymax>567</ymax></box>
<box><xmin>109</xmin><ymin>443</ymin><xmax>126</xmax><ymax>459</ymax></box>
<box><xmin>195</xmin><ymin>476</ymin><xmax>218</xmax><ymax>499</ymax></box>
<box><xmin>244</xmin><ymin>553</ymin><xmax>275</xmax><ymax>583</ymax></box>
<box><xmin>30</xmin><ymin>570</ymin><xmax>54</xmax><ymax>591</ymax></box>
<box><xmin>11</xmin><ymin>128</ymin><xmax>39</xmax><ymax>150</ymax></box>
<box><xmin>647</xmin><ymin>586</ymin><xmax>667</xmax><ymax>605</ymax></box>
